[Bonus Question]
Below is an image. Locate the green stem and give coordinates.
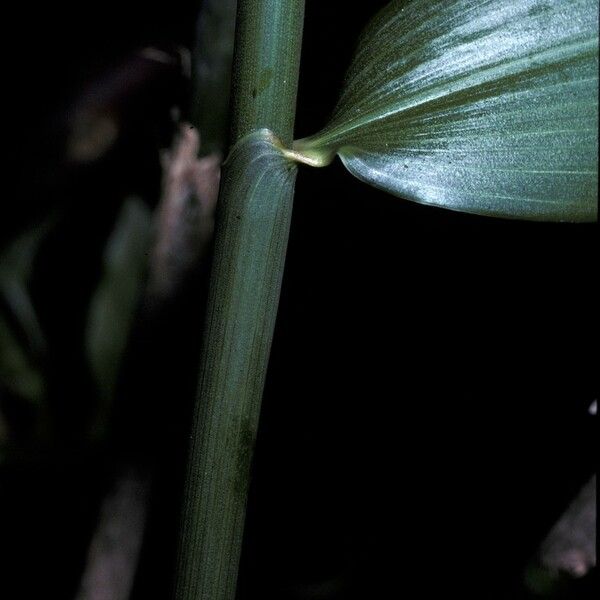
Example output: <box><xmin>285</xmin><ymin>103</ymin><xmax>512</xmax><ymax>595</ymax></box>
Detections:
<box><xmin>230</xmin><ymin>0</ymin><xmax>305</xmax><ymax>146</ymax></box>
<box><xmin>175</xmin><ymin>2</ymin><xmax>305</xmax><ymax>599</ymax></box>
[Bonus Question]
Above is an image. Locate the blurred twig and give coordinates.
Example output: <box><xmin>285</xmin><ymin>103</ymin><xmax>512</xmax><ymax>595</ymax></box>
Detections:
<box><xmin>76</xmin><ymin>122</ymin><xmax>219</xmax><ymax>600</ymax></box>
<box><xmin>539</xmin><ymin>474</ymin><xmax>596</xmax><ymax>578</ymax></box>
<box><xmin>75</xmin><ymin>466</ymin><xmax>151</xmax><ymax>600</ymax></box>
<box><xmin>67</xmin><ymin>47</ymin><xmax>188</xmax><ymax>164</ymax></box>
<box><xmin>147</xmin><ymin>123</ymin><xmax>219</xmax><ymax>307</ymax></box>
<box><xmin>191</xmin><ymin>0</ymin><xmax>237</xmax><ymax>154</ymax></box>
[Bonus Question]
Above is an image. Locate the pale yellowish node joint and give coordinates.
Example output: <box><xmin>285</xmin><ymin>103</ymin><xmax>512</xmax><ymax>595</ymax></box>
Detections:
<box><xmin>228</xmin><ymin>129</ymin><xmax>336</xmax><ymax>168</ymax></box>
<box><xmin>281</xmin><ymin>143</ymin><xmax>335</xmax><ymax>168</ymax></box>
<box><xmin>265</xmin><ymin>130</ymin><xmax>335</xmax><ymax>168</ymax></box>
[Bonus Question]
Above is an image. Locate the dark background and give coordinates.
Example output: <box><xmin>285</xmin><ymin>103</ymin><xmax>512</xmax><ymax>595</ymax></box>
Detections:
<box><xmin>2</xmin><ymin>1</ymin><xmax>596</xmax><ymax>598</ymax></box>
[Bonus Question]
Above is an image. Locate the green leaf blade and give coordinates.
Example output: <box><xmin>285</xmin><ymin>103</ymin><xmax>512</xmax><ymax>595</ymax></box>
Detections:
<box><xmin>297</xmin><ymin>0</ymin><xmax>599</xmax><ymax>221</ymax></box>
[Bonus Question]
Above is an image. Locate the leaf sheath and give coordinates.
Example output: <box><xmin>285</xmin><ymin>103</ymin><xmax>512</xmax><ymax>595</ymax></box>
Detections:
<box><xmin>176</xmin><ymin>131</ymin><xmax>297</xmax><ymax>600</ymax></box>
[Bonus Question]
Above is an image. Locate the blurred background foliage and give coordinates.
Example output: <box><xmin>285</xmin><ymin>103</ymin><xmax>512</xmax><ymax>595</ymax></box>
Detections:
<box><xmin>1</xmin><ymin>1</ymin><xmax>596</xmax><ymax>598</ymax></box>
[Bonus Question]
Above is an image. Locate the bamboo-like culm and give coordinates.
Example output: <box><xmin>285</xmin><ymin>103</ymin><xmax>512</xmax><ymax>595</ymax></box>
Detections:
<box><xmin>175</xmin><ymin>1</ymin><xmax>305</xmax><ymax>599</ymax></box>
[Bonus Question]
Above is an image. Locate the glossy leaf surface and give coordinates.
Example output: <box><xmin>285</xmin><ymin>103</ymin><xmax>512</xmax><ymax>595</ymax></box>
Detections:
<box><xmin>295</xmin><ymin>0</ymin><xmax>598</xmax><ymax>221</ymax></box>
